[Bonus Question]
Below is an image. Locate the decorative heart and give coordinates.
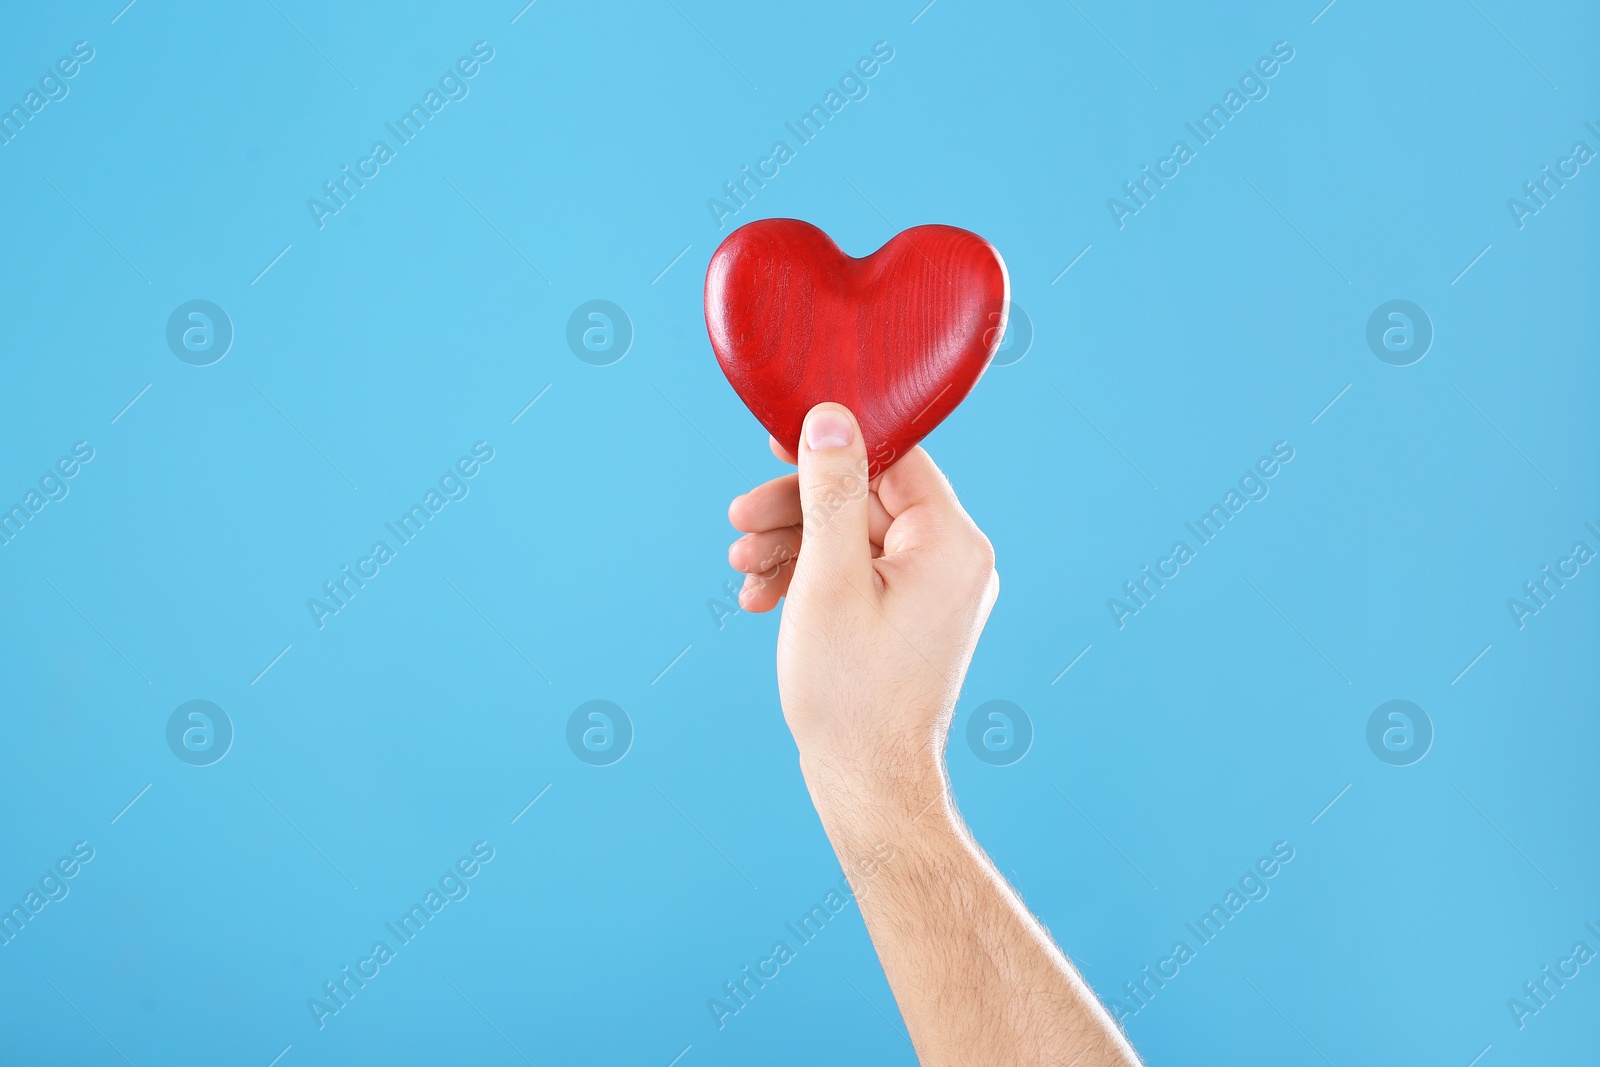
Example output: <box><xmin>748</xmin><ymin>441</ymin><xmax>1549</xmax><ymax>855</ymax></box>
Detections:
<box><xmin>704</xmin><ymin>219</ymin><xmax>1008</xmax><ymax>477</ymax></box>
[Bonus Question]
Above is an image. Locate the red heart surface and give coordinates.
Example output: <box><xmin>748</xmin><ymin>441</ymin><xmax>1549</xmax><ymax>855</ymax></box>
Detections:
<box><xmin>704</xmin><ymin>219</ymin><xmax>1008</xmax><ymax>478</ymax></box>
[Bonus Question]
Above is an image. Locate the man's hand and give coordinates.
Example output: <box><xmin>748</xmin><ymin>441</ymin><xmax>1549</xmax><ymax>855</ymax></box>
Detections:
<box><xmin>728</xmin><ymin>402</ymin><xmax>996</xmax><ymax>790</ymax></box>
<box><xmin>727</xmin><ymin>403</ymin><xmax>1141</xmax><ymax>1067</ymax></box>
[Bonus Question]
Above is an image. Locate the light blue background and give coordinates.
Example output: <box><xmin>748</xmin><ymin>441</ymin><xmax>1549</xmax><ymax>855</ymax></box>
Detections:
<box><xmin>1</xmin><ymin>1</ymin><xmax>1595</xmax><ymax>1064</ymax></box>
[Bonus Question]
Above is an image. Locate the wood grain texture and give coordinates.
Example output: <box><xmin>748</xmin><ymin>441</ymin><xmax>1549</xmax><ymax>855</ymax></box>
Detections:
<box><xmin>704</xmin><ymin>219</ymin><xmax>1009</xmax><ymax>477</ymax></box>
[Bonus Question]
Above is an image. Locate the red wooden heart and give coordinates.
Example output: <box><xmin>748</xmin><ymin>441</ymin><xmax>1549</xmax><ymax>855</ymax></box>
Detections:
<box><xmin>704</xmin><ymin>219</ymin><xmax>1008</xmax><ymax>478</ymax></box>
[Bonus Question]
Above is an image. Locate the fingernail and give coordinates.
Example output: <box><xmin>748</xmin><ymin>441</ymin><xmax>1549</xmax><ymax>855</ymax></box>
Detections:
<box><xmin>805</xmin><ymin>409</ymin><xmax>853</xmax><ymax>450</ymax></box>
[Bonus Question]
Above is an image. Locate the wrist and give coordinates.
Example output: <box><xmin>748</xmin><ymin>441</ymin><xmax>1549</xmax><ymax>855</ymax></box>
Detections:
<box><xmin>798</xmin><ymin>734</ymin><xmax>954</xmax><ymax>838</ymax></box>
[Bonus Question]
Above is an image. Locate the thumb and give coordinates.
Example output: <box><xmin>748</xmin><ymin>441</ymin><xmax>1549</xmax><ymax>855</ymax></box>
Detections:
<box><xmin>793</xmin><ymin>403</ymin><xmax>873</xmax><ymax>590</ymax></box>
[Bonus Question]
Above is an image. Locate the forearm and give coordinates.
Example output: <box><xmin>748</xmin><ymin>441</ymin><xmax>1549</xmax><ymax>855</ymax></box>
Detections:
<box><xmin>802</xmin><ymin>750</ymin><xmax>1141</xmax><ymax>1067</ymax></box>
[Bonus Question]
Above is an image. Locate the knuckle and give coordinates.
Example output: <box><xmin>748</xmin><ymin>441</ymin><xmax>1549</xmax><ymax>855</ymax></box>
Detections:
<box><xmin>977</xmin><ymin>535</ymin><xmax>996</xmax><ymax>570</ymax></box>
<box><xmin>757</xmin><ymin>542</ymin><xmax>796</xmax><ymax>579</ymax></box>
<box><xmin>966</xmin><ymin>529</ymin><xmax>996</xmax><ymax>572</ymax></box>
<box><xmin>805</xmin><ymin>460</ymin><xmax>870</xmax><ymax>516</ymax></box>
